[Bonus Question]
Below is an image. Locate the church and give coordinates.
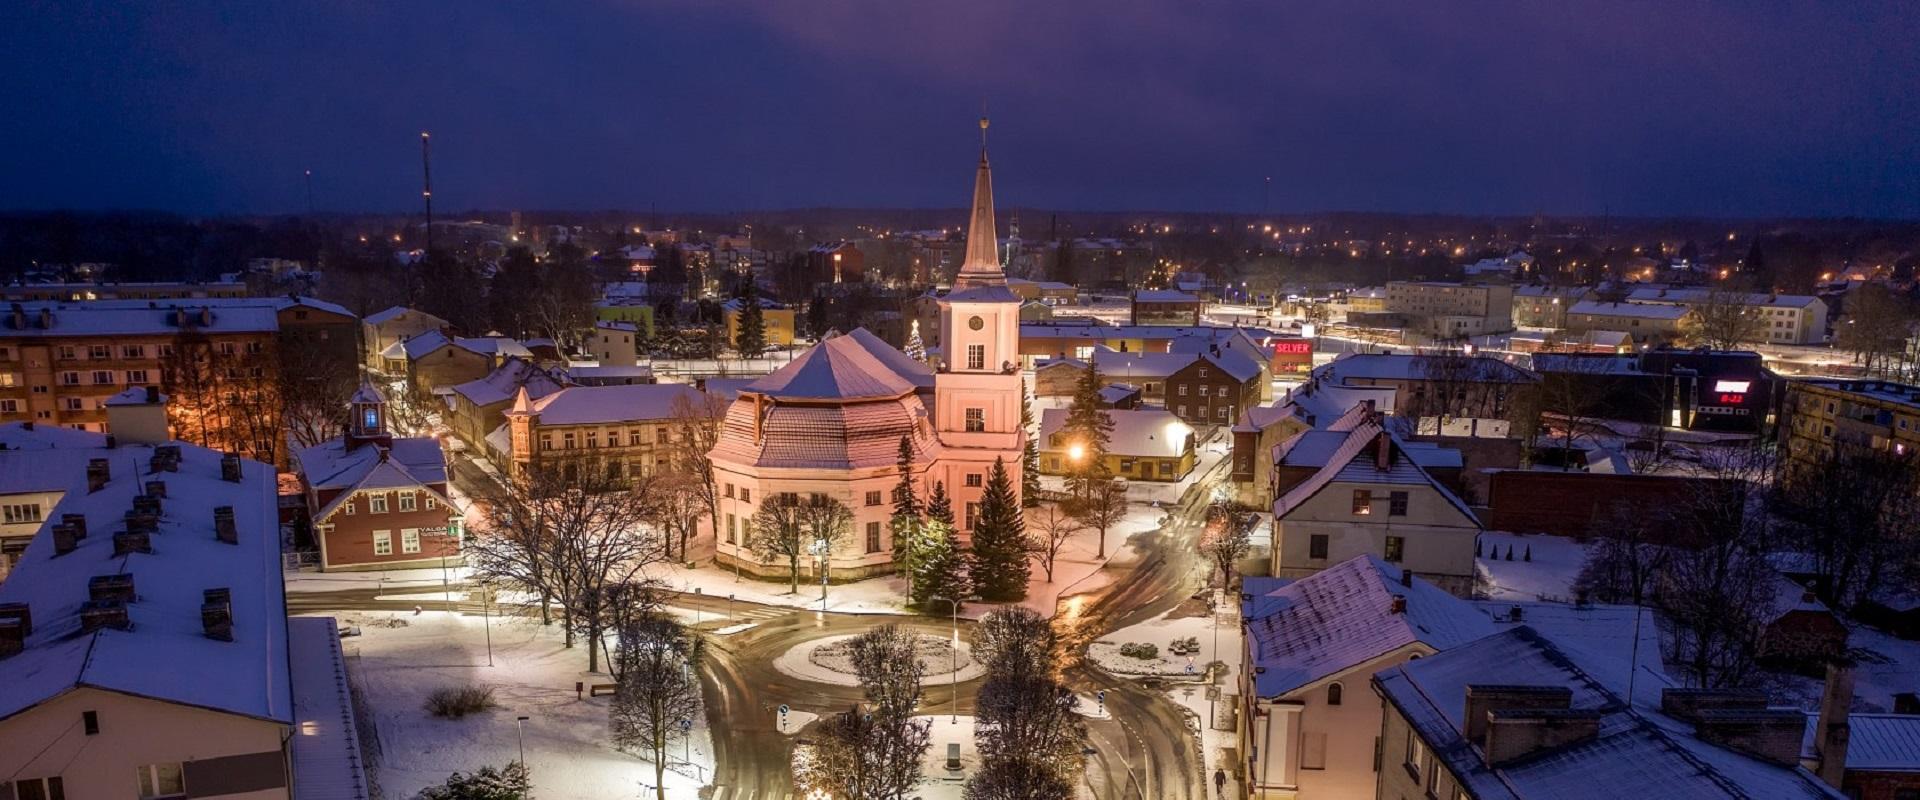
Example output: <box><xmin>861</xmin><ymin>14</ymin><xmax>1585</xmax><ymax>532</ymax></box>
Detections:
<box><xmin>709</xmin><ymin>119</ymin><xmax>1026</xmax><ymax>579</ymax></box>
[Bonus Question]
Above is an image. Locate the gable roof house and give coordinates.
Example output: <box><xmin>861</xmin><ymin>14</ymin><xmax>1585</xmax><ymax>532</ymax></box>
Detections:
<box><xmin>1271</xmin><ymin>420</ymin><xmax>1481</xmax><ymax>596</ymax></box>
<box><xmin>1239</xmin><ymin>556</ymin><xmax>1497</xmax><ymax>799</ymax></box>
<box><xmin>293</xmin><ymin>384</ymin><xmax>461</xmax><ymax>571</ymax></box>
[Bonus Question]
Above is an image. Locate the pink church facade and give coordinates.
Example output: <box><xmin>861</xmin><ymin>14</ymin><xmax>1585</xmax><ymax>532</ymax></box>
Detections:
<box><xmin>708</xmin><ymin>121</ymin><xmax>1026</xmax><ymax>580</ymax></box>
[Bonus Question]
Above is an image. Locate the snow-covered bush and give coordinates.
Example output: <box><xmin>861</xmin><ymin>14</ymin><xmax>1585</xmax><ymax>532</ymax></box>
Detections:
<box><xmin>424</xmin><ymin>684</ymin><xmax>497</xmax><ymax>719</ymax></box>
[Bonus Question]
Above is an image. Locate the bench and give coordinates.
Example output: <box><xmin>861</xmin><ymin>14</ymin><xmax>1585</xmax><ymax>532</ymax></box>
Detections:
<box><xmin>589</xmin><ymin>683</ymin><xmax>617</xmax><ymax>697</ymax></box>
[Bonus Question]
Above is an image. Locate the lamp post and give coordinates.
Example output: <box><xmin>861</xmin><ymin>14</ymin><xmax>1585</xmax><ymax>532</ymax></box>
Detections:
<box><xmin>811</xmin><ymin>538</ymin><xmax>830</xmax><ymax>613</ymax></box>
<box><xmin>514</xmin><ymin>715</ymin><xmax>530</xmax><ymax>766</ymax></box>
<box><xmin>928</xmin><ymin>595</ymin><xmax>960</xmax><ymax>723</ymax></box>
<box><xmin>692</xmin><ymin>587</ymin><xmax>702</xmax><ymax>627</ymax></box>
<box><xmin>481</xmin><ymin>582</ymin><xmax>494</xmax><ymax>667</ymax></box>
<box><xmin>727</xmin><ymin>593</ymin><xmax>735</xmax><ymax>624</ymax></box>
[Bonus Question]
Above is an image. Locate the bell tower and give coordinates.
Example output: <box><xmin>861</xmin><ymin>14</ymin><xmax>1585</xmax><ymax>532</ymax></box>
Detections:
<box><xmin>346</xmin><ymin>382</ymin><xmax>393</xmax><ymax>450</ymax></box>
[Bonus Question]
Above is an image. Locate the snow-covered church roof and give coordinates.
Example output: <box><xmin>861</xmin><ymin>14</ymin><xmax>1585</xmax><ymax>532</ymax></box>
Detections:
<box><xmin>744</xmin><ymin>328</ymin><xmax>932</xmax><ymax>401</ymax></box>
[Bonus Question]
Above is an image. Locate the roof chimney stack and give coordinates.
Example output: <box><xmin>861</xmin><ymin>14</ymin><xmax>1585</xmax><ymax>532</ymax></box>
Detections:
<box><xmin>144</xmin><ymin>480</ymin><xmax>166</xmax><ymax>499</ymax></box>
<box><xmin>220</xmin><ymin>453</ymin><xmax>242</xmax><ymax>483</ymax></box>
<box><xmin>1375</xmin><ymin>432</ymin><xmax>1392</xmax><ymax>471</ymax></box>
<box><xmin>1815</xmin><ymin>662</ymin><xmax>1855</xmax><ymax>789</ymax></box>
<box><xmin>79</xmin><ymin>600</ymin><xmax>129</xmax><ymax>633</ymax></box>
<box><xmin>86</xmin><ymin>458</ymin><xmax>110</xmax><ymax>493</ymax></box>
<box><xmin>1390</xmin><ymin>595</ymin><xmax>1407</xmax><ymax>614</ymax></box>
<box><xmin>61</xmin><ymin>513</ymin><xmax>87</xmax><ymax>540</ymax></box>
<box><xmin>202</xmin><ymin>588</ymin><xmax>233</xmax><ymax>641</ymax></box>
<box><xmin>51</xmin><ymin>523</ymin><xmax>80</xmax><ymax>555</ymax></box>
<box><xmin>0</xmin><ymin>602</ymin><xmax>31</xmax><ymax>657</ymax></box>
<box><xmin>88</xmin><ymin>573</ymin><xmax>135</xmax><ymax>603</ymax></box>
<box><xmin>214</xmin><ymin>506</ymin><xmax>237</xmax><ymax>545</ymax></box>
<box><xmin>1401</xmin><ymin>568</ymin><xmax>1414</xmax><ymax>587</ymax></box>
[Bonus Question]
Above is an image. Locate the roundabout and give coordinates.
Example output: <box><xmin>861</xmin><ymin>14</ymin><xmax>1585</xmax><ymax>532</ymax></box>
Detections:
<box><xmin>773</xmin><ymin>631</ymin><xmax>988</xmax><ymax>687</ymax></box>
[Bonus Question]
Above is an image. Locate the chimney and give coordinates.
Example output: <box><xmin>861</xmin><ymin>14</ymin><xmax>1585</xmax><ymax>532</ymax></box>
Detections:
<box><xmin>1814</xmin><ymin>662</ymin><xmax>1855</xmax><ymax>789</ymax></box>
<box><xmin>214</xmin><ymin>506</ymin><xmax>237</xmax><ymax>544</ymax></box>
<box><xmin>60</xmin><ymin>513</ymin><xmax>87</xmax><ymax>540</ymax></box>
<box><xmin>201</xmin><ymin>589</ymin><xmax>233</xmax><ymax>641</ymax></box>
<box><xmin>36</xmin><ymin>308</ymin><xmax>51</xmax><ymax>329</ymax></box>
<box><xmin>144</xmin><ymin>480</ymin><xmax>166</xmax><ymax>499</ymax></box>
<box><xmin>79</xmin><ymin>600</ymin><xmax>129</xmax><ymax>632</ymax></box>
<box><xmin>104</xmin><ymin>434</ymin><xmax>117</xmax><ymax>449</ymax></box>
<box><xmin>1465</xmin><ymin>685</ymin><xmax>1574</xmax><ymax>745</ymax></box>
<box><xmin>1691</xmin><ymin>709</ymin><xmax>1808</xmax><ymax>766</ymax></box>
<box><xmin>1390</xmin><ymin>595</ymin><xmax>1407</xmax><ymax>614</ymax></box>
<box><xmin>1483</xmin><ymin>708</ymin><xmax>1603</xmax><ymax>766</ymax></box>
<box><xmin>1374</xmin><ymin>432</ymin><xmax>1392</xmax><ymax>471</ymax></box>
<box><xmin>112</xmin><ymin>528</ymin><xmax>151</xmax><ymax>556</ymax></box>
<box><xmin>1660</xmin><ymin>687</ymin><xmax>1768</xmax><ymax>721</ymax></box>
<box><xmin>144</xmin><ymin>385</ymin><xmax>158</xmax><ymax>404</ymax></box>
<box><xmin>131</xmin><ymin>493</ymin><xmax>162</xmax><ymax>517</ymax></box>
<box><xmin>1400</xmin><ymin>568</ymin><xmax>1414</xmax><ymax>587</ymax></box>
<box><xmin>0</xmin><ymin>616</ymin><xmax>23</xmax><ymax>658</ymax></box>
<box><xmin>86</xmin><ymin>458</ymin><xmax>110</xmax><ymax>492</ymax></box>
<box><xmin>88</xmin><ymin>573</ymin><xmax>135</xmax><ymax>603</ymax></box>
<box><xmin>0</xmin><ymin>601</ymin><xmax>30</xmax><ymax>637</ymax></box>
<box><xmin>51</xmin><ymin>523</ymin><xmax>79</xmax><ymax>555</ymax></box>
<box><xmin>221</xmin><ymin>453</ymin><xmax>243</xmax><ymax>483</ymax></box>
<box><xmin>7</xmin><ymin>303</ymin><xmax>20</xmax><ymax>330</ymax></box>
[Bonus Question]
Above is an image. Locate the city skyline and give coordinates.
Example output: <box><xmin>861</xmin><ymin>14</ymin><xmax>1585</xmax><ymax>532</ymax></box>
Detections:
<box><xmin>3</xmin><ymin>2</ymin><xmax>1918</xmax><ymax>218</ymax></box>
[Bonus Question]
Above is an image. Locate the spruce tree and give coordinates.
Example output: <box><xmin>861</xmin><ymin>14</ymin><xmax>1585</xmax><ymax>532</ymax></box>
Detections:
<box><xmin>890</xmin><ymin>436</ymin><xmax>923</xmax><ymax>595</ymax></box>
<box><xmin>903</xmin><ymin>319</ymin><xmax>927</xmax><ymax>362</ymax></box>
<box><xmin>1062</xmin><ymin>362</ymin><xmax>1115</xmax><ymax>502</ymax></box>
<box><xmin>927</xmin><ymin>480</ymin><xmax>954</xmax><ymax>530</ymax></box>
<box><xmin>1020</xmin><ymin>385</ymin><xmax>1041</xmax><ymax>507</ymax></box>
<box><xmin>912</xmin><ymin>517</ymin><xmax>971</xmax><ymax>611</ymax></box>
<box><xmin>969</xmin><ymin>458</ymin><xmax>1030</xmax><ymax>602</ymax></box>
<box><xmin>734</xmin><ymin>283</ymin><xmax>766</xmax><ymax>356</ymax></box>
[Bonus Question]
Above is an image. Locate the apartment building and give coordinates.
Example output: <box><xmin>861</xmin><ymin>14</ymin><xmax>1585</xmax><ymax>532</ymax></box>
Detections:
<box><xmin>1628</xmin><ymin>286</ymin><xmax>1830</xmax><ymax>345</ymax></box>
<box><xmin>498</xmin><ymin>382</ymin><xmax>713</xmax><ymax>479</ymax></box>
<box><xmin>1385</xmin><ymin>281</ymin><xmax>1515</xmax><ymax>339</ymax></box>
<box><xmin>1779</xmin><ymin>379</ymin><xmax>1920</xmax><ymax>475</ymax></box>
<box><xmin>0</xmin><ymin>424</ymin><xmax>368</xmax><ymax>800</ymax></box>
<box><xmin>1563</xmin><ymin>300</ymin><xmax>1692</xmax><ymax>346</ymax></box>
<box><xmin>1511</xmin><ymin>285</ymin><xmax>1587</xmax><ymax>329</ymax></box>
<box><xmin>723</xmin><ymin>297</ymin><xmax>797</xmax><ymax>349</ymax></box>
<box><xmin>363</xmin><ymin>306</ymin><xmax>449</xmax><ymax>370</ymax></box>
<box><xmin>1130</xmin><ymin>290</ymin><xmax>1203</xmax><ymax>326</ymax></box>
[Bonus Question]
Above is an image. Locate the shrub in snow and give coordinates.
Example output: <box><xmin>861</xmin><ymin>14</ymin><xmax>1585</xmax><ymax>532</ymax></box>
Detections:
<box><xmin>424</xmin><ymin>684</ymin><xmax>497</xmax><ymax>719</ymax></box>
<box><xmin>1118</xmin><ymin>642</ymin><xmax>1159</xmax><ymax>660</ymax></box>
<box><xmin>413</xmin><ymin>762</ymin><xmax>530</xmax><ymax>800</ymax></box>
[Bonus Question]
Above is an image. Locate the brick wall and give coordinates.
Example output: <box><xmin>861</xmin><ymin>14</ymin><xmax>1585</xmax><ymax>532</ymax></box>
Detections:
<box><xmin>1485</xmin><ymin>470</ymin><xmax>1735</xmax><ymax>541</ymax></box>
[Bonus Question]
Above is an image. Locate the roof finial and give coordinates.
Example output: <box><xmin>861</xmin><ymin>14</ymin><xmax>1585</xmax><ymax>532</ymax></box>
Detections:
<box><xmin>979</xmin><ymin>114</ymin><xmax>990</xmax><ymax>149</ymax></box>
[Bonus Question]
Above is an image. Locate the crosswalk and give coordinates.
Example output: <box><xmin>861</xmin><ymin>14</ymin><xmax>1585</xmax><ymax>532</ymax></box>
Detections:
<box><xmin>706</xmin><ymin>787</ymin><xmax>798</xmax><ymax>800</ymax></box>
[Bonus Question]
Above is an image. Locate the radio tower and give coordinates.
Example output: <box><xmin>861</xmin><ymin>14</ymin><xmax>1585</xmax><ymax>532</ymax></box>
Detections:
<box><xmin>420</xmin><ymin>131</ymin><xmax>434</xmax><ymax>255</ymax></box>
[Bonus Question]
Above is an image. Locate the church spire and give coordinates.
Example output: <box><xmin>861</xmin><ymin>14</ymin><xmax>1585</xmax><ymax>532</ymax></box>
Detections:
<box><xmin>956</xmin><ymin>116</ymin><xmax>1003</xmax><ymax>288</ymax></box>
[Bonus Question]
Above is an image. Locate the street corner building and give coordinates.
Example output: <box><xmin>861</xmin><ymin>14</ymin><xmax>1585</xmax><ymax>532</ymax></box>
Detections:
<box><xmin>706</xmin><ymin>121</ymin><xmax>1026</xmax><ymax>580</ymax></box>
<box><xmin>291</xmin><ymin>382</ymin><xmax>462</xmax><ymax>571</ymax></box>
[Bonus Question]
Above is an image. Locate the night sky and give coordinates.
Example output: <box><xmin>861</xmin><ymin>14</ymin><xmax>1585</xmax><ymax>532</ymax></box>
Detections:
<box><xmin>3</xmin><ymin>2</ymin><xmax>1917</xmax><ymax>218</ymax></box>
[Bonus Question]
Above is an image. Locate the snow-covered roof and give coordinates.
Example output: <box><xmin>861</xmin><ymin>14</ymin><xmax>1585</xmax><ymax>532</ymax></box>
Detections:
<box><xmin>1846</xmin><ymin>714</ymin><xmax>1920</xmax><ymax>772</ymax></box>
<box><xmin>451</xmin><ymin>358</ymin><xmax>566</xmax><ymax>409</ymax></box>
<box><xmin>364</xmin><ymin>305</ymin><xmax>438</xmax><ymax>326</ymax></box>
<box><xmin>1316</xmin><ymin>353</ymin><xmax>1538</xmax><ymax>385</ymax></box>
<box><xmin>399</xmin><ymin>330</ymin><xmax>455</xmax><ymax>360</ymax></box>
<box><xmin>721</xmin><ymin>297</ymin><xmax>786</xmax><ymax>312</ymax></box>
<box><xmin>288</xmin><ymin>617</ymin><xmax>371</xmax><ymax>799</ymax></box>
<box><xmin>745</xmin><ymin>328</ymin><xmax>931</xmax><ymax>401</ymax></box>
<box><xmin>1233</xmin><ymin>402</ymin><xmax>1303</xmax><ymax>434</ymax></box>
<box><xmin>1244</xmin><ymin>556</ymin><xmax>1495</xmax><ymax>697</ymax></box>
<box><xmin>943</xmin><ymin>284</ymin><xmax>1024</xmax><ymax>304</ymax></box>
<box><xmin>525</xmin><ymin>383</ymin><xmax>707</xmax><ymax>426</ymax></box>
<box><xmin>0</xmin><ymin>424</ymin><xmax>290</xmax><ymax>726</ymax></box>
<box><xmin>1568</xmin><ymin>300</ymin><xmax>1692</xmax><ymax>320</ymax></box>
<box><xmin>105</xmin><ymin>386</ymin><xmax>163</xmax><ymax>407</ymax></box>
<box><xmin>295</xmin><ymin>435</ymin><xmax>450</xmax><ymax>522</ymax></box>
<box><xmin>711</xmin><ymin>388</ymin><xmax>939</xmax><ymax>471</ymax></box>
<box><xmin>1273</xmin><ymin>422</ymin><xmax>1479</xmax><ymax>526</ymax></box>
<box><xmin>350</xmin><ymin>382</ymin><xmax>386</xmax><ymax>405</ymax></box>
<box><xmin>455</xmin><ymin>336</ymin><xmax>534</xmax><ymax>360</ymax></box>
<box><xmin>1627</xmin><ymin>287</ymin><xmax>1824</xmax><ymax>310</ymax></box>
<box><xmin>1089</xmin><ymin>348</ymin><xmax>1195</xmax><ymax>381</ymax></box>
<box><xmin>1037</xmin><ymin>407</ymin><xmax>1193</xmax><ymax>459</ymax></box>
<box><xmin>1019</xmin><ymin>323</ymin><xmax>1285</xmax><ymax>342</ymax></box>
<box><xmin>1374</xmin><ymin>626</ymin><xmax>1841</xmax><ymax>800</ymax></box>
<box><xmin>0</xmin><ymin>302</ymin><xmax>279</xmax><ymax>337</ymax></box>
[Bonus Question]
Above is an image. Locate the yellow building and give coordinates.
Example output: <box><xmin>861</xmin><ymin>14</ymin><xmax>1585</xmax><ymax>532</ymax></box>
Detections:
<box><xmin>1037</xmin><ymin>406</ymin><xmax>1196</xmax><ymax>482</ymax></box>
<box><xmin>1780</xmin><ymin>378</ymin><xmax>1920</xmax><ymax>475</ymax></box>
<box><xmin>723</xmin><ymin>297</ymin><xmax>796</xmax><ymax>349</ymax></box>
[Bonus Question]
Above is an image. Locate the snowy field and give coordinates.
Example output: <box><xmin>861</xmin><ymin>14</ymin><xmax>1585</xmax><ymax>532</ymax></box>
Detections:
<box><xmin>327</xmin><ymin>609</ymin><xmax>713</xmax><ymax>800</ymax></box>
<box><xmin>1476</xmin><ymin>531</ymin><xmax>1589</xmax><ymax>602</ymax></box>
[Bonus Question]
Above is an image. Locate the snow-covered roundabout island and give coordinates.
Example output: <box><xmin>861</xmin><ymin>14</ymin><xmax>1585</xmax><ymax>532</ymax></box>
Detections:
<box><xmin>775</xmin><ymin>632</ymin><xmax>988</xmax><ymax>687</ymax></box>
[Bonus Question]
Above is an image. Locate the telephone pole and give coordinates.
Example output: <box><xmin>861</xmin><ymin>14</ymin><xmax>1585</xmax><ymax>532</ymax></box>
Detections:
<box><xmin>304</xmin><ymin>169</ymin><xmax>314</xmax><ymax>217</ymax></box>
<box><xmin>420</xmin><ymin>131</ymin><xmax>434</xmax><ymax>255</ymax></box>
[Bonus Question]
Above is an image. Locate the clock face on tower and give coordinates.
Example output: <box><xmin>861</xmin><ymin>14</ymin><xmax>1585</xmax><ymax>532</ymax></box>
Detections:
<box><xmin>968</xmin><ymin>315</ymin><xmax>985</xmax><ymax>331</ymax></box>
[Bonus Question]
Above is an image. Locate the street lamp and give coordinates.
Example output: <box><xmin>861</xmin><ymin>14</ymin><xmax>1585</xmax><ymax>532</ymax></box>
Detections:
<box><xmin>928</xmin><ymin>595</ymin><xmax>961</xmax><ymax>723</ymax></box>
<box><xmin>514</xmin><ymin>715</ymin><xmax>530</xmax><ymax>767</ymax></box>
<box><xmin>811</xmin><ymin>538</ymin><xmax>831</xmax><ymax>613</ymax></box>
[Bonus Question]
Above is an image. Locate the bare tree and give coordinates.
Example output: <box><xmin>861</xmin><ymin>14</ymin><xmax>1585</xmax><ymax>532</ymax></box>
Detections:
<box><xmin>1574</xmin><ymin>501</ymin><xmax>1672</xmax><ymax>606</ymax></box>
<box><xmin>1202</xmin><ymin>502</ymin><xmax>1255</xmax><ymax>589</ymax></box>
<box><xmin>467</xmin><ymin>456</ymin><xmax>666</xmax><ymax>671</ymax></box>
<box><xmin>279</xmin><ymin>333</ymin><xmax>360</xmax><ymax>451</ymax></box>
<box><xmin>798</xmin><ymin>625</ymin><xmax>932</xmax><ymax>800</ymax></box>
<box><xmin>609</xmin><ymin>614</ymin><xmax>704</xmax><ymax>800</ymax></box>
<box><xmin>1774</xmin><ymin>442</ymin><xmax>1920</xmax><ymax>610</ymax></box>
<box><xmin>752</xmin><ymin>494</ymin><xmax>851</xmax><ymax>594</ymax></box>
<box><xmin>971</xmin><ymin>672</ymin><xmax>1085</xmax><ymax>791</ymax></box>
<box><xmin>963</xmin><ymin>758</ymin><xmax>1074</xmax><ymax>800</ymax></box>
<box><xmin>1067</xmin><ymin>477</ymin><xmax>1128</xmax><ymax>559</ymax></box>
<box><xmin>668</xmin><ymin>390</ymin><xmax>728</xmax><ymax>550</ymax></box>
<box><xmin>1027</xmin><ymin>505</ymin><xmax>1084</xmax><ymax>583</ymax></box>
<box><xmin>1655</xmin><ymin>445</ymin><xmax>1779</xmax><ymax>688</ymax></box>
<box><xmin>972</xmin><ymin>607</ymin><xmax>1058</xmax><ymax>680</ymax></box>
<box><xmin>650</xmin><ymin>472</ymin><xmax>706</xmax><ymax>562</ymax></box>
<box><xmin>1403</xmin><ymin>353</ymin><xmax>1537</xmax><ymax>440</ymax></box>
<box><xmin>1531</xmin><ymin>354</ymin><xmax>1630</xmax><ymax>469</ymax></box>
<box><xmin>1835</xmin><ymin>283</ymin><xmax>1916</xmax><ymax>378</ymax></box>
<box><xmin>1682</xmin><ymin>285</ymin><xmax>1764</xmax><ymax>350</ymax></box>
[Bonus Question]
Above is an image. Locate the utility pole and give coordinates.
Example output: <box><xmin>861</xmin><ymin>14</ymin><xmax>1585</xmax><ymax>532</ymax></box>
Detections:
<box><xmin>421</xmin><ymin>131</ymin><xmax>434</xmax><ymax>256</ymax></box>
<box><xmin>304</xmin><ymin>169</ymin><xmax>314</xmax><ymax>218</ymax></box>
<box><xmin>1263</xmin><ymin>176</ymin><xmax>1271</xmax><ymax>216</ymax></box>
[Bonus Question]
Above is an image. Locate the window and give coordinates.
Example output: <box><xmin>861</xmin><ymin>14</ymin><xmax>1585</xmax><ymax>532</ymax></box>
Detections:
<box><xmin>586</xmin><ymin>430</ymin><xmax>599</xmax><ymax>448</ymax></box>
<box><xmin>540</xmin><ymin>435</ymin><xmax>553</xmax><ymax>452</ymax></box>
<box><xmin>59</xmin><ymin>371</ymin><xmax>80</xmax><ymax>385</ymax></box>
<box><xmin>1405</xmin><ymin>732</ymin><xmax>1428</xmax><ymax>780</ymax></box>
<box><xmin>126</xmin><ymin>369</ymin><xmax>149</xmax><ymax>384</ymax></box>
<box><xmin>91</xmin><ymin>370</ymin><xmax>113</xmax><ymax>384</ymax></box>
<box><xmin>62</xmin><ymin>397</ymin><xmax>82</xmax><ymax>411</ymax></box>
<box><xmin>563</xmin><ymin>432</ymin><xmax>576</xmax><ymax>449</ymax></box>
<box><xmin>1327</xmin><ymin>682</ymin><xmax>1343</xmax><ymax>705</ymax></box>
<box><xmin>425</xmin><ymin>496</ymin><xmax>438</xmax><ymax>510</ymax></box>
<box><xmin>1309</xmin><ymin>533</ymin><xmax>1328</xmax><ymax>559</ymax></box>
<box><xmin>12</xmin><ymin>776</ymin><xmax>65</xmax><ymax>800</ymax></box>
<box><xmin>726</xmin><ymin>514</ymin><xmax>738</xmax><ymax>544</ymax></box>
<box><xmin>1176</xmin><ymin>404</ymin><xmax>1187</xmax><ymax>417</ymax></box>
<box><xmin>1178</xmin><ymin>384</ymin><xmax>1188</xmax><ymax>396</ymax></box>
<box><xmin>57</xmin><ymin>346</ymin><xmax>76</xmax><ymax>360</ymax></box>
<box><xmin>965</xmin><ymin>473</ymin><xmax>983</xmax><ymax>488</ymax></box>
<box><xmin>121</xmin><ymin>344</ymin><xmax>144</xmax><ymax>359</ymax></box>
<box><xmin>216</xmin><ymin>342</ymin><xmax>236</xmax><ymax>356</ymax></box>
<box><xmin>370</xmin><ymin>494</ymin><xmax>389</xmax><ymax>513</ymax></box>
<box><xmin>399</xmin><ymin>493</ymin><xmax>417</xmax><ymax>512</ymax></box>
<box><xmin>740</xmin><ymin>488</ymin><xmax>751</xmax><ymax>503</ymax></box>
<box><xmin>401</xmin><ymin>528</ymin><xmax>421</xmax><ymax>554</ymax></box>
<box><xmin>725</xmin><ymin>484</ymin><xmax>736</xmax><ymax>499</ymax></box>
<box><xmin>0</xmin><ymin>399</ymin><xmax>17</xmax><ymax>413</ymax></box>
<box><xmin>1385</xmin><ymin>535</ymin><xmax>1405</xmax><ymax>563</ymax></box>
<box><xmin>342</xmin><ymin>498</ymin><xmax>355</xmax><ymax>515</ymax></box>
<box><xmin>2</xmin><ymin>502</ymin><xmax>43</xmax><ymax>525</ymax></box>
<box><xmin>965</xmin><ymin>408</ymin><xmax>985</xmax><ymax>432</ymax></box>
<box><xmin>1217</xmin><ymin>406</ymin><xmax>1228</xmax><ymax>420</ymax></box>
<box><xmin>136</xmin><ymin>762</ymin><xmax>186</xmax><ymax>799</ymax></box>
<box><xmin>656</xmin><ymin>427</ymin><xmax>670</xmax><ymax>444</ymax></box>
<box><xmin>866</xmin><ymin>522</ymin><xmax>882</xmax><ymax>553</ymax></box>
<box><xmin>965</xmin><ymin>501</ymin><xmax>979</xmax><ymax>530</ymax></box>
<box><xmin>629</xmin><ymin>429</ymin><xmax>643</xmax><ymax>446</ymax></box>
<box><xmin>1351</xmin><ymin>490</ymin><xmax>1373</xmax><ymax>515</ymax></box>
<box><xmin>865</xmin><ymin>490</ymin><xmax>883</xmax><ymax>507</ymax></box>
<box><xmin>1197</xmin><ymin>385</ymin><xmax>1209</xmax><ymax>397</ymax></box>
<box><xmin>89</xmin><ymin>345</ymin><xmax>111</xmax><ymax>359</ymax></box>
<box><xmin>966</xmin><ymin>343</ymin><xmax>985</xmax><ymax>371</ymax></box>
<box><xmin>1389</xmin><ymin>491</ymin><xmax>1409</xmax><ymax>517</ymax></box>
<box><xmin>373</xmin><ymin>530</ymin><xmax>392</xmax><ymax>556</ymax></box>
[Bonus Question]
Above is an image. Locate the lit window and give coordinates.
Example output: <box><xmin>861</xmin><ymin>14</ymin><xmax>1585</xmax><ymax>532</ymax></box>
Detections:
<box><xmin>135</xmin><ymin>762</ymin><xmax>186</xmax><ymax>798</ymax></box>
<box><xmin>399</xmin><ymin>493</ymin><xmax>417</xmax><ymax>512</ymax></box>
<box><xmin>1352</xmin><ymin>490</ymin><xmax>1373</xmax><ymax>515</ymax></box>
<box><xmin>3</xmin><ymin>503</ymin><xmax>43</xmax><ymax>524</ymax></box>
<box><xmin>373</xmin><ymin>530</ymin><xmax>392</xmax><ymax>556</ymax></box>
<box><xmin>1385</xmin><ymin>535</ymin><xmax>1405</xmax><ymax>562</ymax></box>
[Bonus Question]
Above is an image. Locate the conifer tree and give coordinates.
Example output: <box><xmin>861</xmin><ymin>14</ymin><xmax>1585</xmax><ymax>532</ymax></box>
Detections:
<box><xmin>928</xmin><ymin>480</ymin><xmax>955</xmax><ymax>530</ymax></box>
<box><xmin>904</xmin><ymin>319</ymin><xmax>927</xmax><ymax>363</ymax></box>
<box><xmin>912</xmin><ymin>516</ymin><xmax>971</xmax><ymax>612</ymax></box>
<box><xmin>891</xmin><ymin>436</ymin><xmax>924</xmax><ymax>595</ymax></box>
<box><xmin>1062</xmin><ymin>362</ymin><xmax>1115</xmax><ymax>502</ymax></box>
<box><xmin>734</xmin><ymin>283</ymin><xmax>766</xmax><ymax>356</ymax></box>
<box><xmin>1020</xmin><ymin>385</ymin><xmax>1041</xmax><ymax>507</ymax></box>
<box><xmin>969</xmin><ymin>458</ymin><xmax>1030</xmax><ymax>602</ymax></box>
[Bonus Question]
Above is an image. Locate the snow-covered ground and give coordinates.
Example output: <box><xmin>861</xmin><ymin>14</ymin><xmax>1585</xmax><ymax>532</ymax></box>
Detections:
<box><xmin>327</xmin><ymin>609</ymin><xmax>713</xmax><ymax>799</ymax></box>
<box><xmin>1476</xmin><ymin>531</ymin><xmax>1589</xmax><ymax>602</ymax></box>
<box><xmin>287</xmin><ymin>565</ymin><xmax>473</xmax><ymax>594</ymax></box>
<box><xmin>1089</xmin><ymin>586</ymin><xmax>1242</xmax><ymax>799</ymax></box>
<box><xmin>771</xmin><ymin>633</ymin><xmax>985</xmax><ymax>688</ymax></box>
